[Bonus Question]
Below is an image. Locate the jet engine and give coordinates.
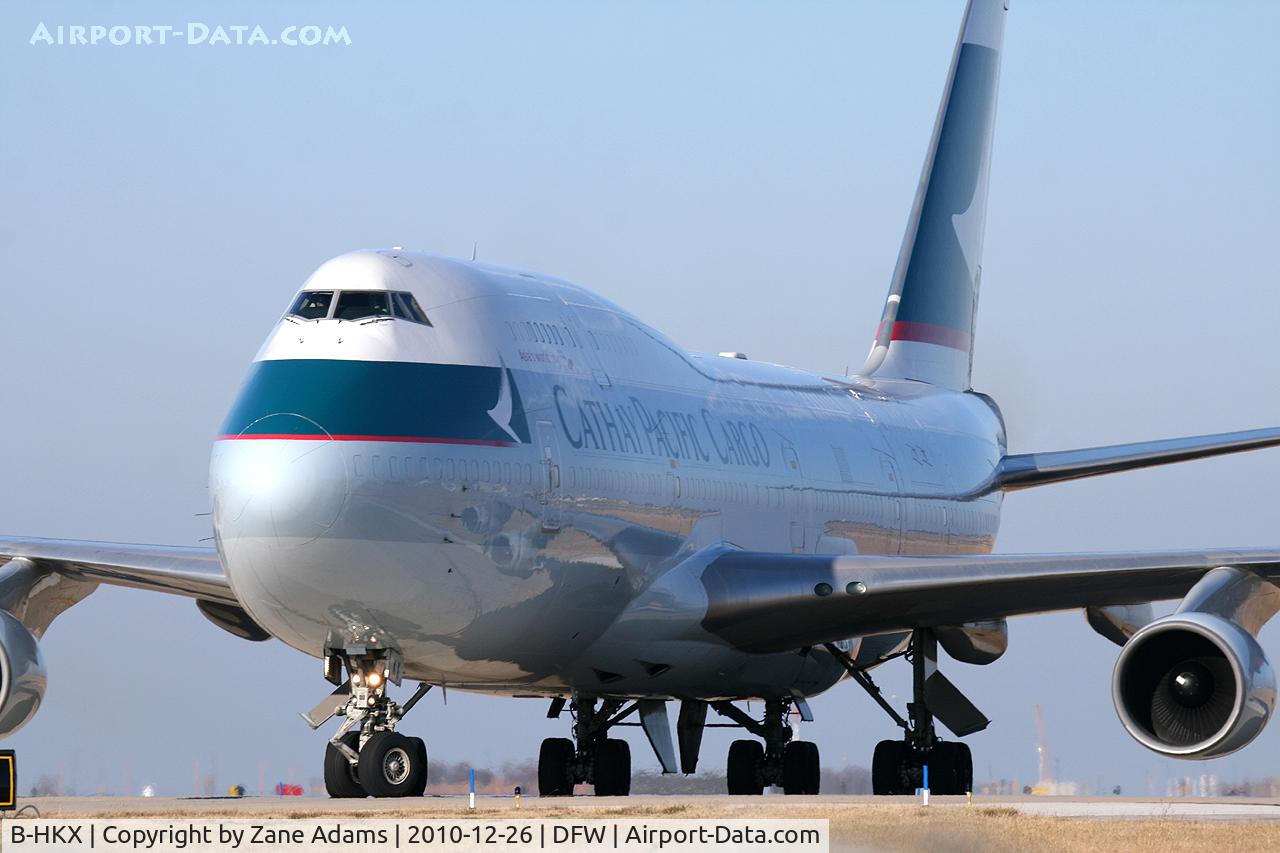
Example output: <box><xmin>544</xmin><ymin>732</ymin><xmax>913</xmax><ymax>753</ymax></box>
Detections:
<box><xmin>0</xmin><ymin>609</ymin><xmax>47</xmax><ymax>738</ymax></box>
<box><xmin>1113</xmin><ymin>611</ymin><xmax>1275</xmax><ymax>758</ymax></box>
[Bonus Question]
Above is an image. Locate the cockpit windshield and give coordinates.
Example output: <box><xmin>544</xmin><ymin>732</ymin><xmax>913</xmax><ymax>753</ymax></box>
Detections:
<box><xmin>288</xmin><ymin>291</ymin><xmax>333</xmax><ymax>320</ymax></box>
<box><xmin>335</xmin><ymin>291</ymin><xmax>392</xmax><ymax>321</ymax></box>
<box><xmin>286</xmin><ymin>289</ymin><xmax>431</xmax><ymax>325</ymax></box>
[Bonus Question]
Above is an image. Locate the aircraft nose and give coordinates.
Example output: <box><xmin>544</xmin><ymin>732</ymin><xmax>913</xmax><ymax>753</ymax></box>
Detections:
<box><xmin>211</xmin><ymin>414</ymin><xmax>349</xmax><ymax>547</ymax></box>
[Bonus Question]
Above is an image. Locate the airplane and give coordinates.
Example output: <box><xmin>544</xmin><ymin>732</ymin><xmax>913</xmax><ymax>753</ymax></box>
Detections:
<box><xmin>3</xmin><ymin>0</ymin><xmax>1279</xmax><ymax>799</ymax></box>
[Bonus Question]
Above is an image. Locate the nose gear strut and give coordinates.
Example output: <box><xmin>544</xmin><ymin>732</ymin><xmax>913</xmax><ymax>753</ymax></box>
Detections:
<box><xmin>310</xmin><ymin>647</ymin><xmax>432</xmax><ymax>798</ymax></box>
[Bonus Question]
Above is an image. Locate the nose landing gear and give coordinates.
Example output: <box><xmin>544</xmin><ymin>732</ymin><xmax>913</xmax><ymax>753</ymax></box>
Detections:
<box><xmin>311</xmin><ymin>650</ymin><xmax>432</xmax><ymax>798</ymax></box>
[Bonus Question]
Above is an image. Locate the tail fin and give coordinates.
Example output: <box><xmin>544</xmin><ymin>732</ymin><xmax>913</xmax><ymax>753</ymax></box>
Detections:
<box><xmin>861</xmin><ymin>0</ymin><xmax>1008</xmax><ymax>389</ymax></box>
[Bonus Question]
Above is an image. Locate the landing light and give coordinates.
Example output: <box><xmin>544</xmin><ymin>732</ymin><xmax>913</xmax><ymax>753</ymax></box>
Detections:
<box><xmin>367</xmin><ymin>672</ymin><xmax>383</xmax><ymax>688</ymax></box>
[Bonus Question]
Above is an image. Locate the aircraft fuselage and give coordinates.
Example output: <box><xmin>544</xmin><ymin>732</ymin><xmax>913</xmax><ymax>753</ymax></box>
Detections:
<box><xmin>210</xmin><ymin>250</ymin><xmax>1004</xmax><ymax>700</ymax></box>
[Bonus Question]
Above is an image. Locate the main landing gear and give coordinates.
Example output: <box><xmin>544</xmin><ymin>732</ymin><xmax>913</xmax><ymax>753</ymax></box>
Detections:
<box><xmin>710</xmin><ymin>698</ymin><xmax>820</xmax><ymax>795</ymax></box>
<box><xmin>538</xmin><ymin>698</ymin><xmax>633</xmax><ymax>796</ymax></box>
<box><xmin>311</xmin><ymin>649</ymin><xmax>433</xmax><ymax>798</ymax></box>
<box><xmin>826</xmin><ymin>630</ymin><xmax>986</xmax><ymax>796</ymax></box>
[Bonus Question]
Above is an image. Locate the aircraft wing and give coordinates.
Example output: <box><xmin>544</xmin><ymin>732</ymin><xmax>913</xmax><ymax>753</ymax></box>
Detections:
<box><xmin>0</xmin><ymin>536</ymin><xmax>233</xmax><ymax>612</ymax></box>
<box><xmin>996</xmin><ymin>426</ymin><xmax>1280</xmax><ymax>491</ymax></box>
<box><xmin>700</xmin><ymin>548</ymin><xmax>1280</xmax><ymax>652</ymax></box>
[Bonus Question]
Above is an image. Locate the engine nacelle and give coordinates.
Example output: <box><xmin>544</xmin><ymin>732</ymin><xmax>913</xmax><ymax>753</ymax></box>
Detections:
<box><xmin>1113</xmin><ymin>611</ymin><xmax>1275</xmax><ymax>758</ymax></box>
<box><xmin>0</xmin><ymin>609</ymin><xmax>47</xmax><ymax>738</ymax></box>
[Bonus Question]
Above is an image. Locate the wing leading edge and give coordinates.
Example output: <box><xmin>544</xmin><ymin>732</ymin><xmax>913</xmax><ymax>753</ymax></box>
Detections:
<box><xmin>700</xmin><ymin>547</ymin><xmax>1280</xmax><ymax>653</ymax></box>
<box><xmin>0</xmin><ymin>536</ymin><xmax>231</xmax><ymax>604</ymax></box>
<box><xmin>0</xmin><ymin>535</ymin><xmax>243</xmax><ymax>644</ymax></box>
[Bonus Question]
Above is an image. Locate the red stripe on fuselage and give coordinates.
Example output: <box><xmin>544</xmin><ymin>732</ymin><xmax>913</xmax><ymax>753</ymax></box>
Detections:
<box><xmin>890</xmin><ymin>321</ymin><xmax>972</xmax><ymax>351</ymax></box>
<box><xmin>217</xmin><ymin>433</ymin><xmax>517</xmax><ymax>446</ymax></box>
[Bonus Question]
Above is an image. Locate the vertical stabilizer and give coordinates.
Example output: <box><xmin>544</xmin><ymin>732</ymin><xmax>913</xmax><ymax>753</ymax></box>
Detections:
<box><xmin>861</xmin><ymin>0</ymin><xmax>1007</xmax><ymax>389</ymax></box>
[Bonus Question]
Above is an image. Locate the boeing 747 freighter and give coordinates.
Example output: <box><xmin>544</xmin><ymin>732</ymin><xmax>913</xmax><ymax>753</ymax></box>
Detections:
<box><xmin>3</xmin><ymin>0</ymin><xmax>1278</xmax><ymax>798</ymax></box>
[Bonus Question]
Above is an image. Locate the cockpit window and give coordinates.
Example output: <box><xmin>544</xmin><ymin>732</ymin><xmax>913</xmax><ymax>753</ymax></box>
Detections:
<box><xmin>288</xmin><ymin>291</ymin><xmax>333</xmax><ymax>320</ymax></box>
<box><xmin>392</xmin><ymin>291</ymin><xmax>432</xmax><ymax>326</ymax></box>
<box><xmin>289</xmin><ymin>289</ymin><xmax>431</xmax><ymax>325</ymax></box>
<box><xmin>335</xmin><ymin>291</ymin><xmax>392</xmax><ymax>321</ymax></box>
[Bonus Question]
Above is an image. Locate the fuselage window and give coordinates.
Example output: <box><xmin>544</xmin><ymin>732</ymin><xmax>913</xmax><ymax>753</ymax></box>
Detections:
<box><xmin>288</xmin><ymin>290</ymin><xmax>333</xmax><ymax>320</ymax></box>
<box><xmin>392</xmin><ymin>292</ymin><xmax>432</xmax><ymax>326</ymax></box>
<box><xmin>335</xmin><ymin>291</ymin><xmax>392</xmax><ymax>321</ymax></box>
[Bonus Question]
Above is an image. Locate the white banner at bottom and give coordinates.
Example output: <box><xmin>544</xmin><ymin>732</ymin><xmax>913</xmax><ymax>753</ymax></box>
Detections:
<box><xmin>2</xmin><ymin>818</ymin><xmax>829</xmax><ymax>853</ymax></box>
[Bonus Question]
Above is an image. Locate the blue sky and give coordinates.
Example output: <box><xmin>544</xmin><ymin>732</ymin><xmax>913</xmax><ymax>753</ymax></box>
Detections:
<box><xmin>2</xmin><ymin>0</ymin><xmax>1278</xmax><ymax>796</ymax></box>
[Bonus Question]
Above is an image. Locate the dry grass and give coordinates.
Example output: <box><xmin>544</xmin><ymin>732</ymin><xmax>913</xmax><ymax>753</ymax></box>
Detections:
<box><xmin>811</xmin><ymin>805</ymin><xmax>1280</xmax><ymax>853</ymax></box>
<box><xmin>20</xmin><ymin>797</ymin><xmax>1280</xmax><ymax>853</ymax></box>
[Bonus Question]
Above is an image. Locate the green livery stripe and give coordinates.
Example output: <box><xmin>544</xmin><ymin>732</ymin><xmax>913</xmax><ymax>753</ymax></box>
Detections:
<box><xmin>219</xmin><ymin>359</ymin><xmax>531</xmax><ymax>445</ymax></box>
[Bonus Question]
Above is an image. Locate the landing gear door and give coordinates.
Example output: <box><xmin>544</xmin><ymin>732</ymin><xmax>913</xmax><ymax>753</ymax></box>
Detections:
<box><xmin>536</xmin><ymin>420</ymin><xmax>562</xmax><ymax>532</ymax></box>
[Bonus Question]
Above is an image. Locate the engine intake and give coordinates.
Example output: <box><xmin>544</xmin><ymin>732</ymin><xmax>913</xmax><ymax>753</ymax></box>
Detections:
<box><xmin>1113</xmin><ymin>611</ymin><xmax>1275</xmax><ymax>758</ymax></box>
<box><xmin>0</xmin><ymin>609</ymin><xmax>47</xmax><ymax>738</ymax></box>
